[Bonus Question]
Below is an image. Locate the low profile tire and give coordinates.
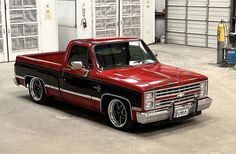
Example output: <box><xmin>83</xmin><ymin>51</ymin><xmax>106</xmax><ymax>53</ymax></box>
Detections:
<box><xmin>28</xmin><ymin>77</ymin><xmax>48</xmax><ymax>104</ymax></box>
<box><xmin>107</xmin><ymin>99</ymin><xmax>134</xmax><ymax>131</ymax></box>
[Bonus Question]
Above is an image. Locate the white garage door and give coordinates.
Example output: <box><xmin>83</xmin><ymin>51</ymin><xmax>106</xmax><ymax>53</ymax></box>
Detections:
<box><xmin>121</xmin><ymin>0</ymin><xmax>141</xmax><ymax>37</ymax></box>
<box><xmin>167</xmin><ymin>0</ymin><xmax>231</xmax><ymax>48</ymax></box>
<box><xmin>94</xmin><ymin>0</ymin><xmax>141</xmax><ymax>38</ymax></box>
<box><xmin>95</xmin><ymin>0</ymin><xmax>118</xmax><ymax>37</ymax></box>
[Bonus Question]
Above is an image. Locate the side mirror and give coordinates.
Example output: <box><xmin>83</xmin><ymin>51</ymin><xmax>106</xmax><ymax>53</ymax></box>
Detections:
<box><xmin>71</xmin><ymin>61</ymin><xmax>83</xmax><ymax>70</ymax></box>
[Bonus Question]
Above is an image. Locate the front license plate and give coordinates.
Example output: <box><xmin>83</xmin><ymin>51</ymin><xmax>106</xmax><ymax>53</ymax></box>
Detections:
<box><xmin>175</xmin><ymin>108</ymin><xmax>189</xmax><ymax>118</ymax></box>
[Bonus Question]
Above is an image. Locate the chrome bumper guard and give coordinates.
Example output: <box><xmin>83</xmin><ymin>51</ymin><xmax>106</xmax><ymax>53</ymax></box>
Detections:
<box><xmin>136</xmin><ymin>97</ymin><xmax>212</xmax><ymax>124</ymax></box>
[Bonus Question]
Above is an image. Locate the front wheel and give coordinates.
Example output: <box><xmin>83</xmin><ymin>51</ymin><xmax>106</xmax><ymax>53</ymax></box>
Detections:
<box><xmin>107</xmin><ymin>99</ymin><xmax>134</xmax><ymax>130</ymax></box>
<box><xmin>28</xmin><ymin>77</ymin><xmax>48</xmax><ymax>104</ymax></box>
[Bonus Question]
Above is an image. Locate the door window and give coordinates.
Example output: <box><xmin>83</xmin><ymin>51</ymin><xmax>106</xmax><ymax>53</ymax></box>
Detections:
<box><xmin>67</xmin><ymin>45</ymin><xmax>92</xmax><ymax>69</ymax></box>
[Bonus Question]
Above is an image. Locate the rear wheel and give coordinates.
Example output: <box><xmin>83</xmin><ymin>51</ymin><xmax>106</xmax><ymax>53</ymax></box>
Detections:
<box><xmin>107</xmin><ymin>99</ymin><xmax>134</xmax><ymax>130</ymax></box>
<box><xmin>28</xmin><ymin>77</ymin><xmax>48</xmax><ymax>104</ymax></box>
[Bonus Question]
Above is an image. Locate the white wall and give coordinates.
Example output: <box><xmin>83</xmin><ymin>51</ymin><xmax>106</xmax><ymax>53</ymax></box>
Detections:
<box><xmin>77</xmin><ymin>0</ymin><xmax>93</xmax><ymax>38</ymax></box>
<box><xmin>58</xmin><ymin>27</ymin><xmax>77</xmax><ymax>50</ymax></box>
<box><xmin>142</xmin><ymin>0</ymin><xmax>155</xmax><ymax>44</ymax></box>
<box><xmin>39</xmin><ymin>0</ymin><xmax>58</xmax><ymax>52</ymax></box>
<box><xmin>57</xmin><ymin>0</ymin><xmax>77</xmax><ymax>50</ymax></box>
<box><xmin>57</xmin><ymin>0</ymin><xmax>93</xmax><ymax>50</ymax></box>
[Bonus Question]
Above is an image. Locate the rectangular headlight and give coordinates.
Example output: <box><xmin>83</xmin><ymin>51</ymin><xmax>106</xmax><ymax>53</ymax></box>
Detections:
<box><xmin>145</xmin><ymin>92</ymin><xmax>153</xmax><ymax>100</ymax></box>
<box><xmin>200</xmin><ymin>81</ymin><xmax>208</xmax><ymax>98</ymax></box>
<box><xmin>144</xmin><ymin>92</ymin><xmax>155</xmax><ymax>110</ymax></box>
<box><xmin>145</xmin><ymin>101</ymin><xmax>154</xmax><ymax>110</ymax></box>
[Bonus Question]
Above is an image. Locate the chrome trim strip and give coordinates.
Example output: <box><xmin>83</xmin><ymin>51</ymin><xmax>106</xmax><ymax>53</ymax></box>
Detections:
<box><xmin>45</xmin><ymin>84</ymin><xmax>59</xmax><ymax>91</ymax></box>
<box><xmin>61</xmin><ymin>89</ymin><xmax>101</xmax><ymax>102</ymax></box>
<box><xmin>92</xmin><ymin>97</ymin><xmax>101</xmax><ymax>102</ymax></box>
<box><xmin>15</xmin><ymin>75</ymin><xmax>24</xmax><ymax>80</ymax></box>
<box><xmin>61</xmin><ymin>88</ymin><xmax>91</xmax><ymax>99</ymax></box>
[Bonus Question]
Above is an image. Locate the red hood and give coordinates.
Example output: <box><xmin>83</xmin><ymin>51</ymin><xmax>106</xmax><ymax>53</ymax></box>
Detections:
<box><xmin>98</xmin><ymin>62</ymin><xmax>207</xmax><ymax>92</ymax></box>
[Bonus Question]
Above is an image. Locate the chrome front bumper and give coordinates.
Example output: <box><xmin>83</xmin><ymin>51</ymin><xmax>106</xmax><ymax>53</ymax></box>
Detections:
<box><xmin>136</xmin><ymin>97</ymin><xmax>212</xmax><ymax>124</ymax></box>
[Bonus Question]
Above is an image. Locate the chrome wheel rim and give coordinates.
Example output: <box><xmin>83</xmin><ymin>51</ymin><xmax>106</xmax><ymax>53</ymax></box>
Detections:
<box><xmin>108</xmin><ymin>99</ymin><xmax>127</xmax><ymax>128</ymax></box>
<box><xmin>30</xmin><ymin>78</ymin><xmax>43</xmax><ymax>101</ymax></box>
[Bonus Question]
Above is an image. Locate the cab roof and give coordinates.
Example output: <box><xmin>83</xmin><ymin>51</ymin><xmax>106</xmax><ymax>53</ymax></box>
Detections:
<box><xmin>71</xmin><ymin>37</ymin><xmax>140</xmax><ymax>45</ymax></box>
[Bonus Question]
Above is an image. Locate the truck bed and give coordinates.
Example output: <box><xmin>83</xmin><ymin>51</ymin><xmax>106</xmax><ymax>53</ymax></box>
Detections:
<box><xmin>16</xmin><ymin>51</ymin><xmax>66</xmax><ymax>71</ymax></box>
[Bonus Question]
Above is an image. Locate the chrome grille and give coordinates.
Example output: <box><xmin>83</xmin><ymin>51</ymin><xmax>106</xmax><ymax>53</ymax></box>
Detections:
<box><xmin>154</xmin><ymin>82</ymin><xmax>201</xmax><ymax>109</ymax></box>
<box><xmin>155</xmin><ymin>94</ymin><xmax>198</xmax><ymax>109</ymax></box>
<box><xmin>156</xmin><ymin>83</ymin><xmax>200</xmax><ymax>98</ymax></box>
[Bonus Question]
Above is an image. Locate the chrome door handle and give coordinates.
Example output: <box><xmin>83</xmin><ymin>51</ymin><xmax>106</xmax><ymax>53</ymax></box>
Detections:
<box><xmin>2</xmin><ymin>29</ymin><xmax>5</xmax><ymax>34</ymax></box>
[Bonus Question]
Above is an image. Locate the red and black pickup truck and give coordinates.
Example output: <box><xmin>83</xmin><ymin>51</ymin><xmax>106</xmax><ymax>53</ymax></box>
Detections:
<box><xmin>14</xmin><ymin>38</ymin><xmax>212</xmax><ymax>130</ymax></box>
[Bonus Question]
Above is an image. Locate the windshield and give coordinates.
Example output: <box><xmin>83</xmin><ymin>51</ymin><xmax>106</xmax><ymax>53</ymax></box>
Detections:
<box><xmin>94</xmin><ymin>40</ymin><xmax>157</xmax><ymax>70</ymax></box>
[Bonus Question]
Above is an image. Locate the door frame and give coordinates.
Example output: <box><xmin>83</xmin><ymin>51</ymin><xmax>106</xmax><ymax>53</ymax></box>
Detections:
<box><xmin>0</xmin><ymin>0</ymin><xmax>8</xmax><ymax>62</ymax></box>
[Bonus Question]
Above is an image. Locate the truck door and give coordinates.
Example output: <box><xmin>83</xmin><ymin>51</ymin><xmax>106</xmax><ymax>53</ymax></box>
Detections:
<box><xmin>60</xmin><ymin>44</ymin><xmax>96</xmax><ymax>108</ymax></box>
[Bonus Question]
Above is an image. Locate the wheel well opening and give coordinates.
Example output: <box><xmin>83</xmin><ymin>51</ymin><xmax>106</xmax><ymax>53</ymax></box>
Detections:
<box><xmin>101</xmin><ymin>95</ymin><xmax>131</xmax><ymax>113</ymax></box>
<box><xmin>25</xmin><ymin>76</ymin><xmax>45</xmax><ymax>89</ymax></box>
<box><xmin>101</xmin><ymin>95</ymin><xmax>113</xmax><ymax>113</ymax></box>
<box><xmin>25</xmin><ymin>76</ymin><xmax>33</xmax><ymax>87</ymax></box>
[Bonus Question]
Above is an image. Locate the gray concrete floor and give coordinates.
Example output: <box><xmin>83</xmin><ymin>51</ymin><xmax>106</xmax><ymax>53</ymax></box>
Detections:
<box><xmin>0</xmin><ymin>44</ymin><xmax>236</xmax><ymax>154</ymax></box>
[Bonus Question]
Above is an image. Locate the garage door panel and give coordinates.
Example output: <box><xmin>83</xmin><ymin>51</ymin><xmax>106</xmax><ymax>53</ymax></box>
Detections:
<box><xmin>168</xmin><ymin>0</ymin><xmax>186</xmax><ymax>6</ymax></box>
<box><xmin>209</xmin><ymin>8</ymin><xmax>230</xmax><ymax>22</ymax></box>
<box><xmin>167</xmin><ymin>32</ymin><xmax>185</xmax><ymax>44</ymax></box>
<box><xmin>187</xmin><ymin>34</ymin><xmax>206</xmax><ymax>46</ymax></box>
<box><xmin>209</xmin><ymin>0</ymin><xmax>230</xmax><ymax>7</ymax></box>
<box><xmin>188</xmin><ymin>0</ymin><xmax>207</xmax><ymax>6</ymax></box>
<box><xmin>168</xmin><ymin>20</ymin><xmax>185</xmax><ymax>32</ymax></box>
<box><xmin>188</xmin><ymin>7</ymin><xmax>207</xmax><ymax>20</ymax></box>
<box><xmin>187</xmin><ymin>21</ymin><xmax>206</xmax><ymax>34</ymax></box>
<box><xmin>208</xmin><ymin>22</ymin><xmax>230</xmax><ymax>36</ymax></box>
<box><xmin>208</xmin><ymin>22</ymin><xmax>218</xmax><ymax>35</ymax></box>
<box><xmin>167</xmin><ymin>0</ymin><xmax>230</xmax><ymax>48</ymax></box>
<box><xmin>168</xmin><ymin>7</ymin><xmax>186</xmax><ymax>19</ymax></box>
<box><xmin>208</xmin><ymin>35</ymin><xmax>217</xmax><ymax>48</ymax></box>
